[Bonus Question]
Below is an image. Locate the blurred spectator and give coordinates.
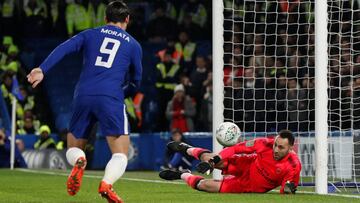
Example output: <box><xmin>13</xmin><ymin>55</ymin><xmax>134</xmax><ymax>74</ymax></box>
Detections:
<box><xmin>1</xmin><ymin>71</ymin><xmax>24</xmax><ymax>119</ymax></box>
<box><xmin>17</xmin><ymin>116</ymin><xmax>36</xmax><ymax>135</ymax></box>
<box><xmin>66</xmin><ymin>0</ymin><xmax>92</xmax><ymax>36</ymax></box>
<box><xmin>1</xmin><ymin>71</ymin><xmax>14</xmax><ymax>101</ymax></box>
<box><xmin>1</xmin><ymin>45</ymin><xmax>20</xmax><ymax>74</ymax></box>
<box><xmin>189</xmin><ymin>56</ymin><xmax>208</xmax><ymax>111</ymax></box>
<box><xmin>15</xmin><ymin>139</ymin><xmax>25</xmax><ymax>152</ymax></box>
<box><xmin>224</xmin><ymin>57</ymin><xmax>243</xmax><ymax>86</ymax></box>
<box><xmin>249</xmin><ymin>44</ymin><xmax>265</xmax><ymax>69</ymax></box>
<box><xmin>151</xmin><ymin>0</ymin><xmax>177</xmax><ymax>20</ymax></box>
<box><xmin>0</xmin><ymin>36</ymin><xmax>13</xmax><ymax>69</ymax></box>
<box><xmin>178</xmin><ymin>0</ymin><xmax>207</xmax><ymax>28</ymax></box>
<box><xmin>126</xmin><ymin>6</ymin><xmax>146</xmax><ymax>41</ymax></box>
<box><xmin>56</xmin><ymin>129</ymin><xmax>68</xmax><ymax>150</ymax></box>
<box><xmin>141</xmin><ymin>94</ymin><xmax>159</xmax><ymax>133</ymax></box>
<box><xmin>23</xmin><ymin>0</ymin><xmax>48</xmax><ymax>37</ymax></box>
<box><xmin>179</xmin><ymin>74</ymin><xmax>193</xmax><ymax>97</ymax></box>
<box><xmin>202</xmin><ymin>71</ymin><xmax>212</xmax><ymax>91</ymax></box>
<box><xmin>161</xmin><ymin>128</ymin><xmax>194</xmax><ymax>170</ymax></box>
<box><xmin>286</xmin><ymin>79</ymin><xmax>301</xmax><ymax>131</ymax></box>
<box><xmin>166</xmin><ymin>84</ymin><xmax>195</xmax><ymax>132</ymax></box>
<box><xmin>34</xmin><ymin>125</ymin><xmax>56</xmax><ymax>149</ymax></box>
<box><xmin>146</xmin><ymin>2</ymin><xmax>177</xmax><ymax>42</ymax></box>
<box><xmin>224</xmin><ymin>0</ymin><xmax>245</xmax><ymax>19</ymax></box>
<box><xmin>157</xmin><ymin>38</ymin><xmax>181</xmax><ymax>64</ymax></box>
<box><xmin>3</xmin><ymin>43</ymin><xmax>27</xmax><ymax>82</ymax></box>
<box><xmin>18</xmin><ymin>87</ymin><xmax>35</xmax><ymax>112</ymax></box>
<box><xmin>0</xmin><ymin>128</ymin><xmax>27</xmax><ymax>168</ymax></box>
<box><xmin>155</xmin><ymin>50</ymin><xmax>181</xmax><ymax>131</ymax></box>
<box><xmin>243</xmin><ymin>68</ymin><xmax>256</xmax><ymax>88</ymax></box>
<box><xmin>48</xmin><ymin>0</ymin><xmax>68</xmax><ymax>37</ymax></box>
<box><xmin>175</xmin><ymin>31</ymin><xmax>196</xmax><ymax>74</ymax></box>
<box><xmin>298</xmin><ymin>74</ymin><xmax>315</xmax><ymax>131</ymax></box>
<box><xmin>133</xmin><ymin>92</ymin><xmax>144</xmax><ymax>130</ymax></box>
<box><xmin>2</xmin><ymin>36</ymin><xmax>13</xmax><ymax>50</ymax></box>
<box><xmin>17</xmin><ymin>112</ymin><xmax>40</xmax><ymax>135</ymax></box>
<box><xmin>124</xmin><ymin>96</ymin><xmax>140</xmax><ymax>133</ymax></box>
<box><xmin>178</xmin><ymin>13</ymin><xmax>202</xmax><ymax>40</ymax></box>
<box><xmin>273</xmin><ymin>74</ymin><xmax>287</xmax><ymax>131</ymax></box>
<box><xmin>89</xmin><ymin>0</ymin><xmax>106</xmax><ymax>27</ymax></box>
<box><xmin>0</xmin><ymin>0</ymin><xmax>20</xmax><ymax>37</ymax></box>
<box><xmin>198</xmin><ymin>81</ymin><xmax>212</xmax><ymax>131</ymax></box>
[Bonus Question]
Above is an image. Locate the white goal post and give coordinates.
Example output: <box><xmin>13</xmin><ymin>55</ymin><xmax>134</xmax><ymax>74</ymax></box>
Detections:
<box><xmin>314</xmin><ymin>0</ymin><xmax>328</xmax><ymax>194</ymax></box>
<box><xmin>212</xmin><ymin>0</ymin><xmax>225</xmax><ymax>180</ymax></box>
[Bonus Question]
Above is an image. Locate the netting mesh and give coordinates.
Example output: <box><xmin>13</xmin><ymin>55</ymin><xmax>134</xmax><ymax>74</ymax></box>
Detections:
<box><xmin>222</xmin><ymin>0</ymin><xmax>360</xmax><ymax>193</ymax></box>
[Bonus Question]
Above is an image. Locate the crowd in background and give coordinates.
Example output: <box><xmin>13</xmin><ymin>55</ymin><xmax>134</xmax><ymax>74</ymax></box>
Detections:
<box><xmin>0</xmin><ymin>0</ymin><xmax>212</xmax><ymax>40</ymax></box>
<box><xmin>0</xmin><ymin>0</ymin><xmax>213</xmax><ymax>136</ymax></box>
<box><xmin>0</xmin><ymin>35</ymin><xmax>46</xmax><ymax>133</ymax></box>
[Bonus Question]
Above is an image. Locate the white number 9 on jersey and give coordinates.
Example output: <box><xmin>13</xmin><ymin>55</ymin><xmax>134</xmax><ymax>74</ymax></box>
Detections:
<box><xmin>95</xmin><ymin>37</ymin><xmax>121</xmax><ymax>68</ymax></box>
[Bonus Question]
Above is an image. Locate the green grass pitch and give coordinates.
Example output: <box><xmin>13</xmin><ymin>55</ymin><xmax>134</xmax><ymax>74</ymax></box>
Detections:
<box><xmin>0</xmin><ymin>169</ymin><xmax>359</xmax><ymax>203</ymax></box>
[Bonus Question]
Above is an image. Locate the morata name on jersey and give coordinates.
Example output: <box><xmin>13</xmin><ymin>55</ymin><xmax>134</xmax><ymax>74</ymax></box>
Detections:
<box><xmin>101</xmin><ymin>28</ymin><xmax>130</xmax><ymax>42</ymax></box>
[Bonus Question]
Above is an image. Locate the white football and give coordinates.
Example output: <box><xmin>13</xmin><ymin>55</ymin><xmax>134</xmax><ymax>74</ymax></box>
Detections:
<box><xmin>216</xmin><ymin>122</ymin><xmax>242</xmax><ymax>147</ymax></box>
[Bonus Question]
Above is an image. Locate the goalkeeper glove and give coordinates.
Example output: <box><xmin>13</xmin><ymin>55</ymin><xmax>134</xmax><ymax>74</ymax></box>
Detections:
<box><xmin>196</xmin><ymin>155</ymin><xmax>221</xmax><ymax>175</ymax></box>
<box><xmin>284</xmin><ymin>181</ymin><xmax>297</xmax><ymax>194</ymax></box>
<box><xmin>196</xmin><ymin>161</ymin><xmax>213</xmax><ymax>175</ymax></box>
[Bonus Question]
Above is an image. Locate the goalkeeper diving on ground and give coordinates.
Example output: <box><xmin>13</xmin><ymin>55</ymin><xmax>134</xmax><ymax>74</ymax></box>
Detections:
<box><xmin>159</xmin><ymin>129</ymin><xmax>301</xmax><ymax>194</ymax></box>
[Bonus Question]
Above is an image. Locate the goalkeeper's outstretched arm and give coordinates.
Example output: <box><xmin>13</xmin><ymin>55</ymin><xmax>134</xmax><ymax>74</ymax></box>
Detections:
<box><xmin>219</xmin><ymin>138</ymin><xmax>269</xmax><ymax>160</ymax></box>
<box><xmin>280</xmin><ymin>163</ymin><xmax>301</xmax><ymax>194</ymax></box>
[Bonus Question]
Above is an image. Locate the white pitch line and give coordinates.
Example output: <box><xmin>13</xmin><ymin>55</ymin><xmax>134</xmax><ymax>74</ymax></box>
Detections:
<box><xmin>15</xmin><ymin>169</ymin><xmax>360</xmax><ymax>199</ymax></box>
<box><xmin>270</xmin><ymin>189</ymin><xmax>360</xmax><ymax>199</ymax></box>
<box><xmin>16</xmin><ymin>169</ymin><xmax>184</xmax><ymax>185</ymax></box>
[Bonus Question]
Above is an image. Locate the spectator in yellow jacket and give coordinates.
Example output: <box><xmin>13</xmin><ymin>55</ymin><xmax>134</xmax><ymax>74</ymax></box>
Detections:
<box><xmin>34</xmin><ymin>125</ymin><xmax>56</xmax><ymax>150</ymax></box>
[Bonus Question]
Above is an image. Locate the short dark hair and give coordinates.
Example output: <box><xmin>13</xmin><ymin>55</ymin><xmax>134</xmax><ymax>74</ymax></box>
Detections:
<box><xmin>106</xmin><ymin>1</ymin><xmax>130</xmax><ymax>23</ymax></box>
<box><xmin>278</xmin><ymin>129</ymin><xmax>294</xmax><ymax>146</ymax></box>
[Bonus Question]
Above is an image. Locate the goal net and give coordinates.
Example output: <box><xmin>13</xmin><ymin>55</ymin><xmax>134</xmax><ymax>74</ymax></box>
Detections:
<box><xmin>219</xmin><ymin>0</ymin><xmax>360</xmax><ymax>194</ymax></box>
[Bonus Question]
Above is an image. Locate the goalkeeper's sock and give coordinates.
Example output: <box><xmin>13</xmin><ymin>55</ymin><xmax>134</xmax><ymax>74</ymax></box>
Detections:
<box><xmin>181</xmin><ymin>173</ymin><xmax>204</xmax><ymax>190</ymax></box>
<box><xmin>66</xmin><ymin>147</ymin><xmax>86</xmax><ymax>166</ymax></box>
<box><xmin>187</xmin><ymin>148</ymin><xmax>211</xmax><ymax>160</ymax></box>
<box><xmin>102</xmin><ymin>153</ymin><xmax>128</xmax><ymax>185</ymax></box>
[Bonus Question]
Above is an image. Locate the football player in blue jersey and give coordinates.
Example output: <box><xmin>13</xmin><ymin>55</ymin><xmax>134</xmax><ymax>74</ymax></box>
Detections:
<box><xmin>27</xmin><ymin>1</ymin><xmax>142</xmax><ymax>202</ymax></box>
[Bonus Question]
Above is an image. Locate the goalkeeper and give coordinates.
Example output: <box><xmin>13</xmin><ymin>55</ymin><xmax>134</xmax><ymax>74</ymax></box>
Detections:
<box><xmin>159</xmin><ymin>129</ymin><xmax>301</xmax><ymax>194</ymax></box>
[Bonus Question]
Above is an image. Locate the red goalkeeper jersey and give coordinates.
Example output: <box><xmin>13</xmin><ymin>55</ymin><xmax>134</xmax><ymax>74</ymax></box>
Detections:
<box><xmin>219</xmin><ymin>138</ymin><xmax>301</xmax><ymax>193</ymax></box>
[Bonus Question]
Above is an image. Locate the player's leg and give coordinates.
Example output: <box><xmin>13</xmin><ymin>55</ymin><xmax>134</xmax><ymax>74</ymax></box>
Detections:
<box><xmin>67</xmin><ymin>132</ymin><xmax>88</xmax><ymax>149</ymax></box>
<box><xmin>66</xmin><ymin>133</ymin><xmax>88</xmax><ymax>196</ymax></box>
<box><xmin>197</xmin><ymin>179</ymin><xmax>222</xmax><ymax>192</ymax></box>
<box><xmin>66</xmin><ymin>132</ymin><xmax>87</xmax><ymax>166</ymax></box>
<box><xmin>66</xmin><ymin>96</ymin><xmax>95</xmax><ymax>196</ymax></box>
<box><xmin>102</xmin><ymin>135</ymin><xmax>129</xmax><ymax>185</ymax></box>
<box><xmin>97</xmin><ymin>99</ymin><xmax>129</xmax><ymax>203</ymax></box>
<box><xmin>159</xmin><ymin>169</ymin><xmax>221</xmax><ymax>192</ymax></box>
<box><xmin>181</xmin><ymin>172</ymin><xmax>221</xmax><ymax>192</ymax></box>
<box><xmin>98</xmin><ymin>135</ymin><xmax>128</xmax><ymax>203</ymax></box>
<box><xmin>167</xmin><ymin>141</ymin><xmax>225</xmax><ymax>169</ymax></box>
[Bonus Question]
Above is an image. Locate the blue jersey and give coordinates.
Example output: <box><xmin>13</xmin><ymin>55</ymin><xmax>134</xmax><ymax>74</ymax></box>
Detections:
<box><xmin>40</xmin><ymin>24</ymin><xmax>143</xmax><ymax>100</ymax></box>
